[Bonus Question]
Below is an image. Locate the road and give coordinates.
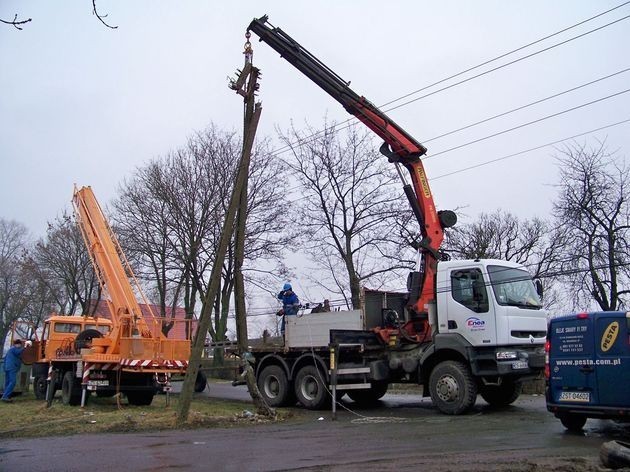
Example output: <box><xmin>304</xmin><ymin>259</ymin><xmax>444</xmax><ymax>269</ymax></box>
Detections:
<box><xmin>1</xmin><ymin>381</ymin><xmax>629</xmax><ymax>471</ymax></box>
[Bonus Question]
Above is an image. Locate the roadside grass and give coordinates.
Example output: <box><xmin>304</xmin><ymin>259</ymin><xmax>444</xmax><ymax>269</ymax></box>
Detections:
<box><xmin>0</xmin><ymin>392</ymin><xmax>285</xmax><ymax>439</ymax></box>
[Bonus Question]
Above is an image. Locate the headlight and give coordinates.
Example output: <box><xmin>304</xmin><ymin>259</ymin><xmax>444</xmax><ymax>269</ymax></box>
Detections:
<box><xmin>496</xmin><ymin>351</ymin><xmax>518</xmax><ymax>360</ymax></box>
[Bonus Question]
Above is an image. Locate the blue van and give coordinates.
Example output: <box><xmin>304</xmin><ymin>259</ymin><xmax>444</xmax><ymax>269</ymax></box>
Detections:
<box><xmin>546</xmin><ymin>311</ymin><xmax>630</xmax><ymax>431</ymax></box>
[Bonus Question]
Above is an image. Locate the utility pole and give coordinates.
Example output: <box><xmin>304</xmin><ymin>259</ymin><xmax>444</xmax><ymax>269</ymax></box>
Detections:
<box><xmin>175</xmin><ymin>31</ymin><xmax>271</xmax><ymax>426</ymax></box>
<box><xmin>232</xmin><ymin>33</ymin><xmax>275</xmax><ymax>417</ymax></box>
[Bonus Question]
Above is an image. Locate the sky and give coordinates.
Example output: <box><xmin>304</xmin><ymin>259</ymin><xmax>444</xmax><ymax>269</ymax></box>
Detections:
<box><xmin>1</xmin><ymin>1</ymin><xmax>630</xmax><ymax>324</ymax></box>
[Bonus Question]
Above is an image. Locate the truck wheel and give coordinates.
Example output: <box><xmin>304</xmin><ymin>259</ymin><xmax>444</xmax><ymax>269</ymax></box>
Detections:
<box><xmin>480</xmin><ymin>380</ymin><xmax>522</xmax><ymax>407</ymax></box>
<box><xmin>74</xmin><ymin>328</ymin><xmax>103</xmax><ymax>351</ymax></box>
<box><xmin>295</xmin><ymin>365</ymin><xmax>330</xmax><ymax>410</ymax></box>
<box><xmin>429</xmin><ymin>361</ymin><xmax>477</xmax><ymax>415</ymax></box>
<box><xmin>126</xmin><ymin>391</ymin><xmax>154</xmax><ymax>406</ymax></box>
<box><xmin>347</xmin><ymin>382</ymin><xmax>388</xmax><ymax>406</ymax></box>
<box><xmin>33</xmin><ymin>376</ymin><xmax>48</xmax><ymax>400</ymax></box>
<box><xmin>194</xmin><ymin>371</ymin><xmax>208</xmax><ymax>393</ymax></box>
<box><xmin>257</xmin><ymin>365</ymin><xmax>294</xmax><ymax>407</ymax></box>
<box><xmin>559</xmin><ymin>414</ymin><xmax>587</xmax><ymax>432</ymax></box>
<box><xmin>61</xmin><ymin>371</ymin><xmax>82</xmax><ymax>406</ymax></box>
<box><xmin>600</xmin><ymin>440</ymin><xmax>630</xmax><ymax>469</ymax></box>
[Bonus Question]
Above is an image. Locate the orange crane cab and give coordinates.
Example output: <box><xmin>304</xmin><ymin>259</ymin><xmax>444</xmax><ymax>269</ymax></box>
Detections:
<box><xmin>30</xmin><ymin>186</ymin><xmax>192</xmax><ymax>406</ymax></box>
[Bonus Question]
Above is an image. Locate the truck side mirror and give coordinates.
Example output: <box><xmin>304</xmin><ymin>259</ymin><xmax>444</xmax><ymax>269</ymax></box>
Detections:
<box><xmin>535</xmin><ymin>280</ymin><xmax>544</xmax><ymax>300</ymax></box>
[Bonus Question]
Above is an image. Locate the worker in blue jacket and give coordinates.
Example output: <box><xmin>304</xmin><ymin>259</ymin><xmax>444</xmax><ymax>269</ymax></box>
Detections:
<box><xmin>2</xmin><ymin>339</ymin><xmax>31</xmax><ymax>403</ymax></box>
<box><xmin>277</xmin><ymin>283</ymin><xmax>300</xmax><ymax>335</ymax></box>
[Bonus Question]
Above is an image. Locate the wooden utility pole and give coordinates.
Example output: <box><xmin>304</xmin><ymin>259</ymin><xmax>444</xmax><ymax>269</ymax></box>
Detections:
<box><xmin>175</xmin><ymin>33</ymin><xmax>270</xmax><ymax>426</ymax></box>
<box><xmin>232</xmin><ymin>36</ymin><xmax>275</xmax><ymax>417</ymax></box>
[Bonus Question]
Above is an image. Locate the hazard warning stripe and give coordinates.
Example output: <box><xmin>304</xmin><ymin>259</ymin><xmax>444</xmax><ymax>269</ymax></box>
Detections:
<box><xmin>120</xmin><ymin>359</ymin><xmax>189</xmax><ymax>368</ymax></box>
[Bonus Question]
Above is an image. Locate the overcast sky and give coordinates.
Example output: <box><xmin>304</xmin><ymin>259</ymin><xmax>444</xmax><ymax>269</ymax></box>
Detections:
<box><xmin>1</xmin><ymin>1</ymin><xmax>629</xmax><ymax>316</ymax></box>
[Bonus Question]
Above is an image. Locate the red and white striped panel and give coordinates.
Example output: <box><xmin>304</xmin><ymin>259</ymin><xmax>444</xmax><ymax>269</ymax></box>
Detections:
<box><xmin>120</xmin><ymin>359</ymin><xmax>189</xmax><ymax>369</ymax></box>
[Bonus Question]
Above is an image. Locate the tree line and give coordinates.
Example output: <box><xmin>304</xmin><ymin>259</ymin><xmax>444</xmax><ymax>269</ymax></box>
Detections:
<box><xmin>1</xmin><ymin>123</ymin><xmax>628</xmax><ymax>355</ymax></box>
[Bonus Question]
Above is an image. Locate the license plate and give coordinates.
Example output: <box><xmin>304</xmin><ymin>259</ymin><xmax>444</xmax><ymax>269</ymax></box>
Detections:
<box><xmin>558</xmin><ymin>391</ymin><xmax>590</xmax><ymax>402</ymax></box>
<box><xmin>512</xmin><ymin>360</ymin><xmax>528</xmax><ymax>369</ymax></box>
<box><xmin>87</xmin><ymin>380</ymin><xmax>109</xmax><ymax>387</ymax></box>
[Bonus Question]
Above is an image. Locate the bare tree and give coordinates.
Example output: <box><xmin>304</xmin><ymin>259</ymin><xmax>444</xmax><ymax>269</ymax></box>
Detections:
<box><xmin>552</xmin><ymin>141</ymin><xmax>630</xmax><ymax>311</ymax></box>
<box><xmin>114</xmin><ymin>125</ymin><xmax>288</xmax><ymax>350</ymax></box>
<box><xmin>280</xmin><ymin>123</ymin><xmax>409</xmax><ymax>309</ymax></box>
<box><xmin>441</xmin><ymin>209</ymin><xmax>563</xmax><ymax>309</ymax></box>
<box><xmin>28</xmin><ymin>213</ymin><xmax>100</xmax><ymax>315</ymax></box>
<box><xmin>0</xmin><ymin>219</ymin><xmax>30</xmax><ymax>355</ymax></box>
<box><xmin>444</xmin><ymin>210</ymin><xmax>561</xmax><ymax>277</ymax></box>
<box><xmin>113</xmin><ymin>168</ymin><xmax>186</xmax><ymax>336</ymax></box>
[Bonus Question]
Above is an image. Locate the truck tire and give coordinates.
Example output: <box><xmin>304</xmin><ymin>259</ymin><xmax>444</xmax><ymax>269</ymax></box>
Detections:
<box><xmin>559</xmin><ymin>413</ymin><xmax>587</xmax><ymax>432</ymax></box>
<box><xmin>347</xmin><ymin>381</ymin><xmax>388</xmax><ymax>406</ymax></box>
<box><xmin>257</xmin><ymin>365</ymin><xmax>294</xmax><ymax>407</ymax></box>
<box><xmin>61</xmin><ymin>371</ymin><xmax>82</xmax><ymax>406</ymax></box>
<box><xmin>429</xmin><ymin>360</ymin><xmax>477</xmax><ymax>415</ymax></box>
<box><xmin>194</xmin><ymin>371</ymin><xmax>208</xmax><ymax>393</ymax></box>
<box><xmin>33</xmin><ymin>376</ymin><xmax>48</xmax><ymax>400</ymax></box>
<box><xmin>600</xmin><ymin>440</ymin><xmax>630</xmax><ymax>469</ymax></box>
<box><xmin>479</xmin><ymin>380</ymin><xmax>522</xmax><ymax>407</ymax></box>
<box><xmin>295</xmin><ymin>365</ymin><xmax>330</xmax><ymax>410</ymax></box>
<box><xmin>126</xmin><ymin>391</ymin><xmax>154</xmax><ymax>406</ymax></box>
<box><xmin>74</xmin><ymin>328</ymin><xmax>103</xmax><ymax>351</ymax></box>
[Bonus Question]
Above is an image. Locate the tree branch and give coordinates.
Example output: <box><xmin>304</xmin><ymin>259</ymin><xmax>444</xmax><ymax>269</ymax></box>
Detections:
<box><xmin>0</xmin><ymin>14</ymin><xmax>32</xmax><ymax>30</ymax></box>
<box><xmin>92</xmin><ymin>0</ymin><xmax>118</xmax><ymax>29</ymax></box>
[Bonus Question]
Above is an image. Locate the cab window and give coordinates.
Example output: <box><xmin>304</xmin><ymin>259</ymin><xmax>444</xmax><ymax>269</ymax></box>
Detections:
<box><xmin>451</xmin><ymin>268</ymin><xmax>489</xmax><ymax>313</ymax></box>
<box><xmin>53</xmin><ymin>323</ymin><xmax>82</xmax><ymax>334</ymax></box>
<box><xmin>86</xmin><ymin>324</ymin><xmax>111</xmax><ymax>334</ymax></box>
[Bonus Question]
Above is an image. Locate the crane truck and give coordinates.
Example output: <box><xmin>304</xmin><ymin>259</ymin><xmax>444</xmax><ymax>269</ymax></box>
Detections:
<box><xmin>245</xmin><ymin>15</ymin><xmax>548</xmax><ymax>415</ymax></box>
<box><xmin>30</xmin><ymin>186</ymin><xmax>192</xmax><ymax>406</ymax></box>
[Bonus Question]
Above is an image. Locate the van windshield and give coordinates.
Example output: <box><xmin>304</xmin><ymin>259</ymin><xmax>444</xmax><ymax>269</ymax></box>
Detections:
<box><xmin>487</xmin><ymin>265</ymin><xmax>542</xmax><ymax>309</ymax></box>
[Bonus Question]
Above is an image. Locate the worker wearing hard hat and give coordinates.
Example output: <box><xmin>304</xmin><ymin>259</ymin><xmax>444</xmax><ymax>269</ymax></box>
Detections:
<box><xmin>277</xmin><ymin>283</ymin><xmax>300</xmax><ymax>335</ymax></box>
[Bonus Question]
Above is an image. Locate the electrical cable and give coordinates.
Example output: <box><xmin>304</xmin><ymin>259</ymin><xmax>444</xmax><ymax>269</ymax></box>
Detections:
<box><xmin>422</xmin><ymin>67</ymin><xmax>630</xmax><ymax>144</ymax></box>
<box><xmin>431</xmin><ymin>117</ymin><xmax>630</xmax><ymax>180</ymax></box>
<box><xmin>269</xmin><ymin>6</ymin><xmax>630</xmax><ymax>157</ymax></box>
<box><xmin>425</xmin><ymin>88</ymin><xmax>630</xmax><ymax>159</ymax></box>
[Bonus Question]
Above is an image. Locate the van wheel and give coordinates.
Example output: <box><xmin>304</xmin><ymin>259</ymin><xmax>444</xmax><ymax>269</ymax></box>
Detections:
<box><xmin>429</xmin><ymin>361</ymin><xmax>477</xmax><ymax>415</ymax></box>
<box><xmin>559</xmin><ymin>414</ymin><xmax>587</xmax><ymax>431</ymax></box>
<box><xmin>257</xmin><ymin>365</ymin><xmax>294</xmax><ymax>407</ymax></box>
<box><xmin>480</xmin><ymin>380</ymin><xmax>522</xmax><ymax>407</ymax></box>
<box><xmin>295</xmin><ymin>365</ymin><xmax>329</xmax><ymax>410</ymax></box>
<box><xmin>61</xmin><ymin>371</ymin><xmax>82</xmax><ymax>406</ymax></box>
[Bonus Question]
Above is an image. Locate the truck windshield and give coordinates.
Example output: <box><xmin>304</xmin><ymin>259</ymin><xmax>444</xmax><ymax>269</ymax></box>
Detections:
<box><xmin>487</xmin><ymin>265</ymin><xmax>542</xmax><ymax>309</ymax></box>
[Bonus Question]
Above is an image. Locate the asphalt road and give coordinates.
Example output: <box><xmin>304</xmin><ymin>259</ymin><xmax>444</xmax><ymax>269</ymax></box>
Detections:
<box><xmin>1</xmin><ymin>381</ymin><xmax>629</xmax><ymax>471</ymax></box>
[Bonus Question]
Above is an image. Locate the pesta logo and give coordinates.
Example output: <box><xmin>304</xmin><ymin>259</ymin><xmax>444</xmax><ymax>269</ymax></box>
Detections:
<box><xmin>466</xmin><ymin>317</ymin><xmax>486</xmax><ymax>331</ymax></box>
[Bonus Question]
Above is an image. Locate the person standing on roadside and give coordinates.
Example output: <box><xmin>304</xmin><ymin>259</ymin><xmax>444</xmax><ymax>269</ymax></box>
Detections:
<box><xmin>2</xmin><ymin>339</ymin><xmax>31</xmax><ymax>403</ymax></box>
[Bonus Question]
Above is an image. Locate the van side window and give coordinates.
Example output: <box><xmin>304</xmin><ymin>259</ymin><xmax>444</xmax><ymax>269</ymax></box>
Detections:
<box><xmin>451</xmin><ymin>269</ymin><xmax>489</xmax><ymax>313</ymax></box>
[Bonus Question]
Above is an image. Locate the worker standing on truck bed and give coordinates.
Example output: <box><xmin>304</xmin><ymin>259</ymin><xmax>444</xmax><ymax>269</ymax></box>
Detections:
<box><xmin>277</xmin><ymin>283</ymin><xmax>300</xmax><ymax>335</ymax></box>
<box><xmin>2</xmin><ymin>339</ymin><xmax>31</xmax><ymax>403</ymax></box>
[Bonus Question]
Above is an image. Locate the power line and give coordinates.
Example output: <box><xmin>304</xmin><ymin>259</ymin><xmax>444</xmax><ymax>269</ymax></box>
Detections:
<box><xmin>269</xmin><ymin>5</ymin><xmax>630</xmax><ymax>157</ymax></box>
<box><xmin>425</xmin><ymin>88</ymin><xmax>630</xmax><ymax>159</ymax></box>
<box><xmin>431</xmin><ymin>117</ymin><xmax>630</xmax><ymax>180</ymax></box>
<box><xmin>423</xmin><ymin>67</ymin><xmax>630</xmax><ymax>144</ymax></box>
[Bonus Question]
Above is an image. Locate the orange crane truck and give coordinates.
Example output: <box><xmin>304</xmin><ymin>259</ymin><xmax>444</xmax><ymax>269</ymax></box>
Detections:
<box><xmin>30</xmin><ymin>186</ymin><xmax>191</xmax><ymax>406</ymax></box>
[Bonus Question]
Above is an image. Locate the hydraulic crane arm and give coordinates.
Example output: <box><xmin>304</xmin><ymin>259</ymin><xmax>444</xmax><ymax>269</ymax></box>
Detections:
<box><xmin>248</xmin><ymin>16</ymin><xmax>456</xmax><ymax>325</ymax></box>
<box><xmin>73</xmin><ymin>186</ymin><xmax>155</xmax><ymax>340</ymax></box>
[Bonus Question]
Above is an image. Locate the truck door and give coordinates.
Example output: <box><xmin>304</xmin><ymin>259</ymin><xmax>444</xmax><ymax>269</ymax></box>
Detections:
<box><xmin>594</xmin><ymin>312</ymin><xmax>630</xmax><ymax>407</ymax></box>
<box><xmin>548</xmin><ymin>314</ymin><xmax>598</xmax><ymax>405</ymax></box>
<box><xmin>446</xmin><ymin>268</ymin><xmax>497</xmax><ymax>346</ymax></box>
